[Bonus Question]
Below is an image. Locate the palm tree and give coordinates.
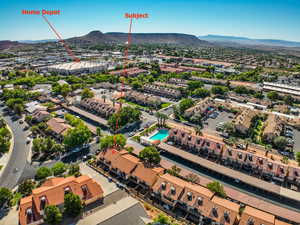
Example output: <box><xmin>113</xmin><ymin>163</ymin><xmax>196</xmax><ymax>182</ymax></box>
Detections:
<box><xmin>160</xmin><ymin>113</ymin><xmax>168</xmax><ymax>127</ymax></box>
<box><xmin>244</xmin><ymin>138</ymin><xmax>252</xmax><ymax>151</ymax></box>
<box><xmin>102</xmin><ymin>95</ymin><xmax>107</xmax><ymax>103</ymax></box>
<box><xmin>194</xmin><ymin>126</ymin><xmax>202</xmax><ymax>136</ymax></box>
<box><xmin>96</xmin><ymin>127</ymin><xmax>102</xmax><ymax>137</ymax></box>
<box><xmin>155</xmin><ymin>112</ymin><xmax>162</xmax><ymax>127</ymax></box>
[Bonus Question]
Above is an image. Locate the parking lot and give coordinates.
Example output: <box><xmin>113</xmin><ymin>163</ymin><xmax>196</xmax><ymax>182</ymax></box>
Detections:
<box><xmin>203</xmin><ymin>110</ymin><xmax>234</xmax><ymax>133</ymax></box>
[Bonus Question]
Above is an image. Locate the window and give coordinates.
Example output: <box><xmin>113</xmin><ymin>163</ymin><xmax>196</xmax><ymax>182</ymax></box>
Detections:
<box><xmin>295</xmin><ymin>171</ymin><xmax>299</xmax><ymax>177</ymax></box>
<box><xmin>228</xmin><ymin>149</ymin><xmax>232</xmax><ymax>156</ymax></box>
<box><xmin>224</xmin><ymin>211</ymin><xmax>230</xmax><ymax>222</ymax></box>
<box><xmin>170</xmin><ymin>186</ymin><xmax>176</xmax><ymax>195</ymax></box>
<box><xmin>280</xmin><ymin>167</ymin><xmax>284</xmax><ymax>174</ymax></box>
<box><xmin>26</xmin><ymin>208</ymin><xmax>33</xmax><ymax>223</ymax></box>
<box><xmin>248</xmin><ymin>155</ymin><xmax>253</xmax><ymax>161</ymax></box>
<box><xmin>40</xmin><ymin>196</ymin><xmax>47</xmax><ymax>210</ymax></box>
<box><xmin>81</xmin><ymin>185</ymin><xmax>89</xmax><ymax>199</ymax></box>
<box><xmin>212</xmin><ymin>207</ymin><xmax>218</xmax><ymax>217</ymax></box>
<box><xmin>238</xmin><ymin>152</ymin><xmax>243</xmax><ymax>159</ymax></box>
<box><xmin>64</xmin><ymin>186</ymin><xmax>71</xmax><ymax>195</ymax></box>
<box><xmin>268</xmin><ymin>162</ymin><xmax>273</xmax><ymax>169</ymax></box>
<box><xmin>197</xmin><ymin>197</ymin><xmax>203</xmax><ymax>205</ymax></box>
<box><xmin>187</xmin><ymin>192</ymin><xmax>193</xmax><ymax>201</ymax></box>
<box><xmin>161</xmin><ymin>182</ymin><xmax>166</xmax><ymax>190</ymax></box>
<box><xmin>247</xmin><ymin>217</ymin><xmax>255</xmax><ymax>225</ymax></box>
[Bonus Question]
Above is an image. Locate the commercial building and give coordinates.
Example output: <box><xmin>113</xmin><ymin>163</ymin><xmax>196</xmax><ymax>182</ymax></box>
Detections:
<box><xmin>44</xmin><ymin>61</ymin><xmax>109</xmax><ymax>75</ymax></box>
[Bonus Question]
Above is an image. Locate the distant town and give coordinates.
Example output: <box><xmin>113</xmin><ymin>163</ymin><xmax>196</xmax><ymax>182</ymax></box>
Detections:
<box><xmin>0</xmin><ymin>29</ymin><xmax>300</xmax><ymax>225</ymax></box>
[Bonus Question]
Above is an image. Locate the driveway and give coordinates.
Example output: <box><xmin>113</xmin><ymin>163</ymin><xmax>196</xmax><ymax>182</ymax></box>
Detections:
<box><xmin>293</xmin><ymin>128</ymin><xmax>300</xmax><ymax>153</ymax></box>
<box><xmin>0</xmin><ymin>106</ymin><xmax>31</xmax><ymax>189</ymax></box>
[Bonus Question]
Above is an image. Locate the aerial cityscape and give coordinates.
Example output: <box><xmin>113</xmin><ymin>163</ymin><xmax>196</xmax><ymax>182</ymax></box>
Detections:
<box><xmin>1</xmin><ymin>0</ymin><xmax>300</xmax><ymax>225</ymax></box>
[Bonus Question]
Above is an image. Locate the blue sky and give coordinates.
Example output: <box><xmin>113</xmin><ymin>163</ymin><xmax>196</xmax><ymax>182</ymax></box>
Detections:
<box><xmin>1</xmin><ymin>0</ymin><xmax>300</xmax><ymax>42</ymax></box>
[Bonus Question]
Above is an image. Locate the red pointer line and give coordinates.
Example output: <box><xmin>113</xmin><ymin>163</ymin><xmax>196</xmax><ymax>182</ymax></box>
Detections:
<box><xmin>114</xmin><ymin>17</ymin><xmax>133</xmax><ymax>144</ymax></box>
<box><xmin>123</xmin><ymin>17</ymin><xmax>133</xmax><ymax>76</ymax></box>
<box><xmin>42</xmin><ymin>14</ymin><xmax>80</xmax><ymax>62</ymax></box>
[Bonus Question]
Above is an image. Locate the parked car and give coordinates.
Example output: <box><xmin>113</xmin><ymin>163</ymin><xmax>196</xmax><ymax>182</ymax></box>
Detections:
<box><xmin>26</xmin><ymin>137</ymin><xmax>31</xmax><ymax>144</ymax></box>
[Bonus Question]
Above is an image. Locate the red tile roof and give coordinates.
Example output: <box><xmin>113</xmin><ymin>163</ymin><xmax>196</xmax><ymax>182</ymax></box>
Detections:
<box><xmin>19</xmin><ymin>175</ymin><xmax>103</xmax><ymax>225</ymax></box>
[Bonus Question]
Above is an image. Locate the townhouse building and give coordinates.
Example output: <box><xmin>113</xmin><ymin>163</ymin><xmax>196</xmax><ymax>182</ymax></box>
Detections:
<box><xmin>233</xmin><ymin>109</ymin><xmax>258</xmax><ymax>135</ymax></box>
<box><xmin>184</xmin><ymin>97</ymin><xmax>215</xmax><ymax>118</ymax></box>
<box><xmin>19</xmin><ymin>175</ymin><xmax>103</xmax><ymax>225</ymax></box>
<box><xmin>46</xmin><ymin>118</ymin><xmax>72</xmax><ymax>141</ymax></box>
<box><xmin>79</xmin><ymin>97</ymin><xmax>117</xmax><ymax>119</ymax></box>
<box><xmin>125</xmin><ymin>90</ymin><xmax>162</xmax><ymax>108</ymax></box>
<box><xmin>262</xmin><ymin>114</ymin><xmax>283</xmax><ymax>143</ymax></box>
<box><xmin>168</xmin><ymin>128</ymin><xmax>300</xmax><ymax>188</ymax></box>
<box><xmin>143</xmin><ymin>84</ymin><xmax>182</xmax><ymax>99</ymax></box>
<box><xmin>95</xmin><ymin>147</ymin><xmax>294</xmax><ymax>225</ymax></box>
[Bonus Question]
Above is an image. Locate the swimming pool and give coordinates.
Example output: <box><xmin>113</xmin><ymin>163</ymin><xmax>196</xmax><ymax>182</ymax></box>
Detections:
<box><xmin>149</xmin><ymin>129</ymin><xmax>169</xmax><ymax>141</ymax></box>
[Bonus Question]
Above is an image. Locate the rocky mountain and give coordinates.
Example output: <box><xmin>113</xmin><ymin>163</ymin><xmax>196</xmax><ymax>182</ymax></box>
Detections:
<box><xmin>66</xmin><ymin>31</ymin><xmax>210</xmax><ymax>46</ymax></box>
<box><xmin>199</xmin><ymin>35</ymin><xmax>300</xmax><ymax>48</ymax></box>
<box><xmin>0</xmin><ymin>40</ymin><xmax>28</xmax><ymax>50</ymax></box>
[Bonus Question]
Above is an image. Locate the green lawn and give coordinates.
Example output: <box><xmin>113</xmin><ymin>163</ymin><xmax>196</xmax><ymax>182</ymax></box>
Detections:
<box><xmin>252</xmin><ymin>120</ymin><xmax>264</xmax><ymax>144</ymax></box>
<box><xmin>160</xmin><ymin>102</ymin><xmax>172</xmax><ymax>109</ymax></box>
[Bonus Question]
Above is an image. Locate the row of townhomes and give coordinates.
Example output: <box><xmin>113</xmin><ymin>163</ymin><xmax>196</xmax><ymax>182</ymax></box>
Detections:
<box><xmin>96</xmin><ymin>148</ymin><xmax>291</xmax><ymax>225</ymax></box>
<box><xmin>168</xmin><ymin>128</ymin><xmax>300</xmax><ymax>187</ymax></box>
<box><xmin>125</xmin><ymin>90</ymin><xmax>162</xmax><ymax>108</ymax></box>
<box><xmin>184</xmin><ymin>97</ymin><xmax>215</xmax><ymax>118</ymax></box>
<box><xmin>19</xmin><ymin>175</ymin><xmax>103</xmax><ymax>225</ymax></box>
<box><xmin>109</xmin><ymin>67</ymin><xmax>148</xmax><ymax>76</ymax></box>
<box><xmin>78</xmin><ymin>97</ymin><xmax>117</xmax><ymax>119</ymax></box>
<box><xmin>233</xmin><ymin>109</ymin><xmax>258</xmax><ymax>135</ymax></box>
<box><xmin>143</xmin><ymin>84</ymin><xmax>182</xmax><ymax>99</ymax></box>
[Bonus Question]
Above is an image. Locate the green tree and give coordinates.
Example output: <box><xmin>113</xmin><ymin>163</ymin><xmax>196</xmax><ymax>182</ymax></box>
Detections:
<box><xmin>0</xmin><ymin>187</ymin><xmax>13</xmax><ymax>207</ymax></box>
<box><xmin>187</xmin><ymin>80</ymin><xmax>203</xmax><ymax>91</ymax></box>
<box><xmin>179</xmin><ymin>98</ymin><xmax>194</xmax><ymax>114</ymax></box>
<box><xmin>283</xmin><ymin>95</ymin><xmax>294</xmax><ymax>105</ymax></box>
<box><xmin>100</xmin><ymin>134</ymin><xmax>126</xmax><ymax>150</ymax></box>
<box><xmin>68</xmin><ymin>163</ymin><xmax>81</xmax><ymax>177</ymax></box>
<box><xmin>153</xmin><ymin>213</ymin><xmax>170</xmax><ymax>224</ymax></box>
<box><xmin>108</xmin><ymin>106</ymin><xmax>141</xmax><ymax>131</ymax></box>
<box><xmin>96</xmin><ymin>127</ymin><xmax>102</xmax><ymax>137</ymax></box>
<box><xmin>139</xmin><ymin>146</ymin><xmax>161</xmax><ymax>165</ymax></box>
<box><xmin>63</xmin><ymin>124</ymin><xmax>91</xmax><ymax>149</ymax></box>
<box><xmin>267</xmin><ymin>91</ymin><xmax>279</xmax><ymax>101</ymax></box>
<box><xmin>234</xmin><ymin>86</ymin><xmax>250</xmax><ymax>95</ymax></box>
<box><xmin>81</xmin><ymin>88</ymin><xmax>94</xmax><ymax>99</ymax></box>
<box><xmin>44</xmin><ymin>205</ymin><xmax>62</xmax><ymax>225</ymax></box>
<box><xmin>207</xmin><ymin>181</ymin><xmax>227</xmax><ymax>198</ymax></box>
<box><xmin>253</xmin><ymin>92</ymin><xmax>264</xmax><ymax>99</ymax></box>
<box><xmin>51</xmin><ymin>162</ymin><xmax>67</xmax><ymax>176</ymax></box>
<box><xmin>166</xmin><ymin>165</ymin><xmax>181</xmax><ymax>177</ymax></box>
<box><xmin>18</xmin><ymin>179</ymin><xmax>36</xmax><ymax>196</ymax></box>
<box><xmin>35</xmin><ymin>167</ymin><xmax>52</xmax><ymax>180</ymax></box>
<box><xmin>13</xmin><ymin>103</ymin><xmax>24</xmax><ymax>115</ymax></box>
<box><xmin>273</xmin><ymin>136</ymin><xmax>288</xmax><ymax>150</ymax></box>
<box><xmin>64</xmin><ymin>193</ymin><xmax>83</xmax><ymax>217</ymax></box>
<box><xmin>192</xmin><ymin>88</ymin><xmax>210</xmax><ymax>98</ymax></box>
<box><xmin>211</xmin><ymin>85</ymin><xmax>229</xmax><ymax>95</ymax></box>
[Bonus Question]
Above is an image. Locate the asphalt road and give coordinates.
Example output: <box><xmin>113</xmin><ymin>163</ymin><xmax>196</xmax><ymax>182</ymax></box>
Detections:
<box><xmin>0</xmin><ymin>106</ymin><xmax>31</xmax><ymax>189</ymax></box>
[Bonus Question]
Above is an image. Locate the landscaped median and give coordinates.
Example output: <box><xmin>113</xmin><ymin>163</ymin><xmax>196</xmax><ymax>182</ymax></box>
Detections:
<box><xmin>0</xmin><ymin>117</ymin><xmax>14</xmax><ymax>175</ymax></box>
